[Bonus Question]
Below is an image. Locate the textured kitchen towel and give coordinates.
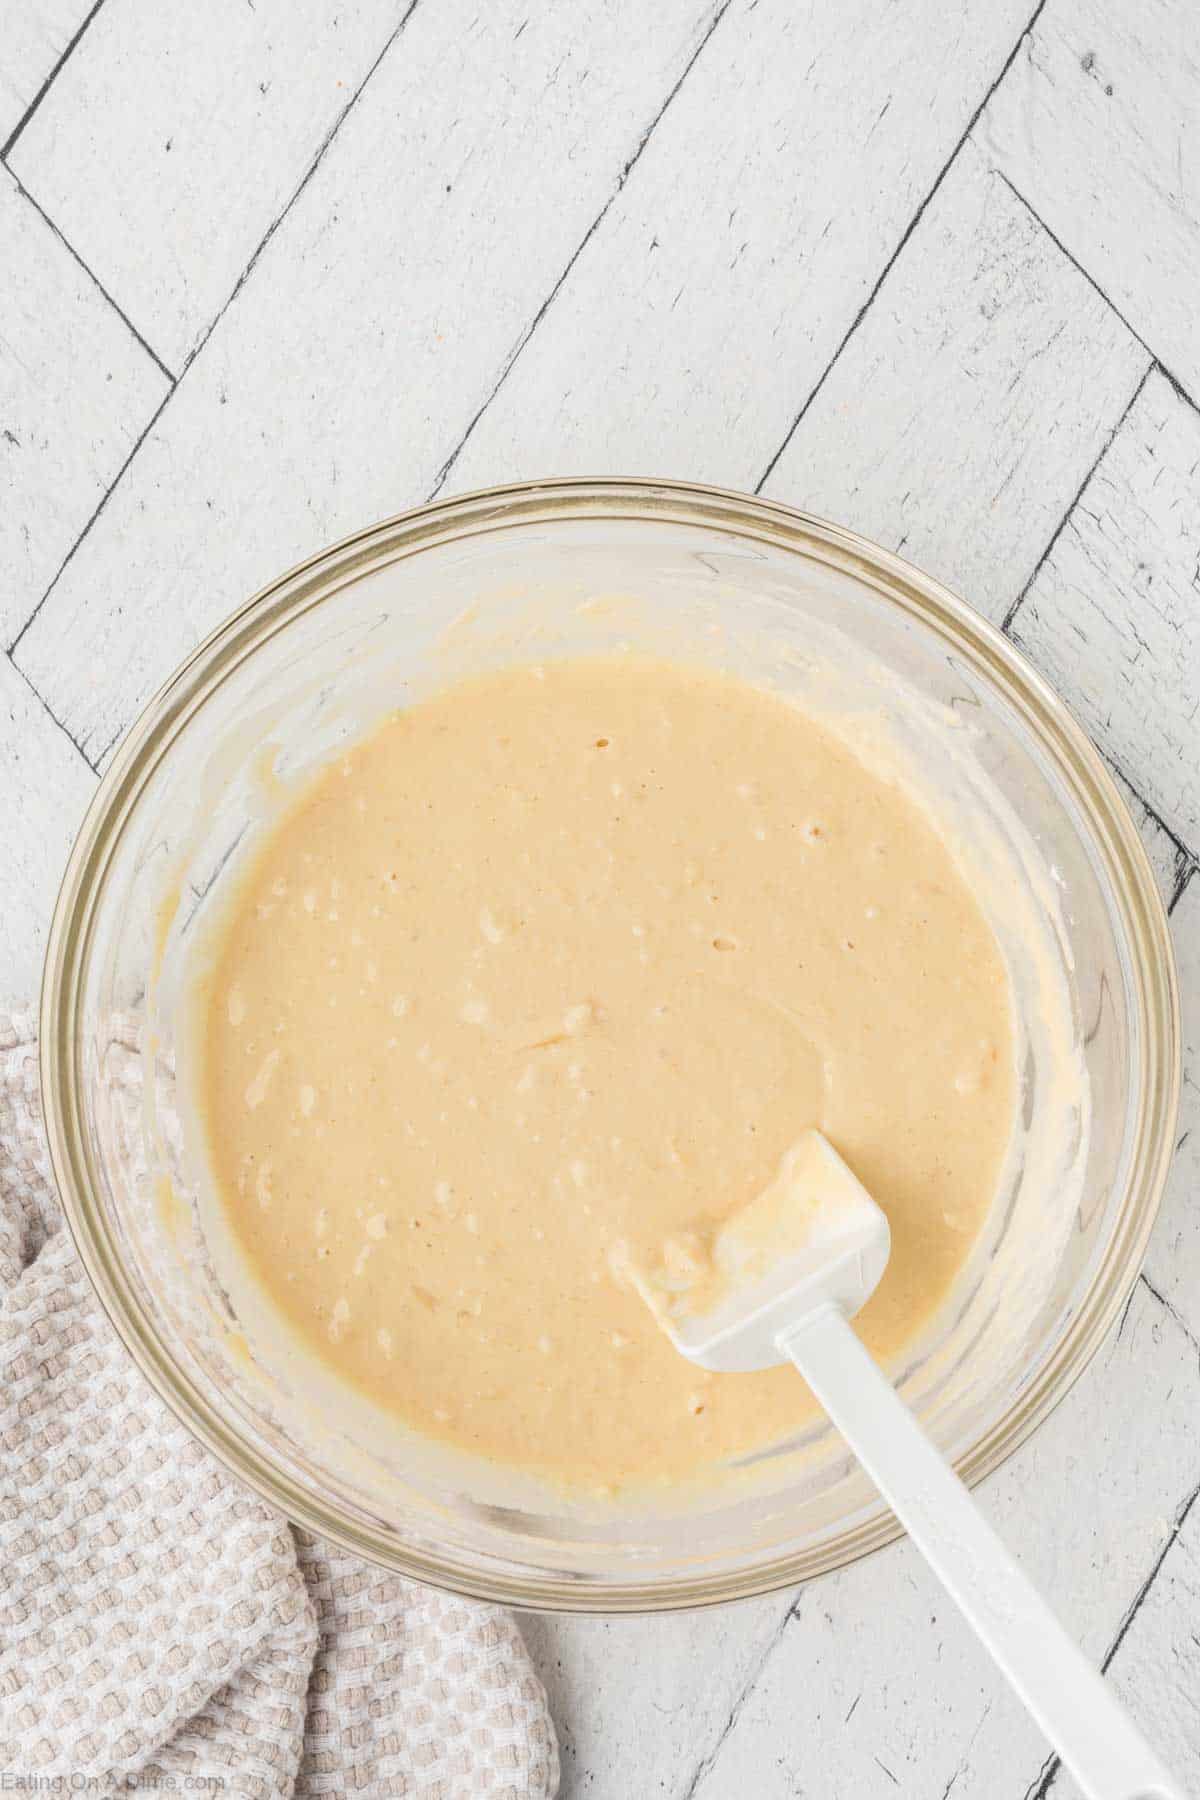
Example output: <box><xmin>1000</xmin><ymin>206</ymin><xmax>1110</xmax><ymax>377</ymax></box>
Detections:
<box><xmin>0</xmin><ymin>1011</ymin><xmax>558</xmax><ymax>1799</ymax></box>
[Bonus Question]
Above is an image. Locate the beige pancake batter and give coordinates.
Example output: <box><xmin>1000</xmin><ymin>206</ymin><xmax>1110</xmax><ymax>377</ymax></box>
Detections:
<box><xmin>201</xmin><ymin>658</ymin><xmax>1015</xmax><ymax>1491</ymax></box>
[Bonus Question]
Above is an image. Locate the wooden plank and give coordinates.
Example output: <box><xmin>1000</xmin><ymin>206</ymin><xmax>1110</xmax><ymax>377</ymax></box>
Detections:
<box><xmin>1143</xmin><ymin>877</ymin><xmax>1200</xmax><ymax>1347</ymax></box>
<box><xmin>761</xmin><ymin>141</ymin><xmax>1149</xmax><ymax>625</ymax></box>
<box><xmin>12</xmin><ymin>0</ymin><xmax>725</xmax><ymax>767</ymax></box>
<box><xmin>0</xmin><ymin>167</ymin><xmax>169</xmax><ymax>647</ymax></box>
<box><xmin>980</xmin><ymin>0</ymin><xmax>1200</xmax><ymax>399</ymax></box>
<box><xmin>0</xmin><ymin>0</ymin><xmax>95</xmax><ymax>147</ymax></box>
<box><xmin>443</xmin><ymin>0</ymin><xmax>1032</xmax><ymax>499</ymax></box>
<box><xmin>8</xmin><ymin>0</ymin><xmax>405</xmax><ymax>371</ymax></box>
<box><xmin>1010</xmin><ymin>371</ymin><xmax>1200</xmax><ymax>855</ymax></box>
<box><xmin>0</xmin><ymin>656</ymin><xmax>96</xmax><ymax>1002</ymax></box>
<box><xmin>522</xmin><ymin>1592</ymin><xmax>794</xmax><ymax>1800</ymax></box>
<box><xmin>1069</xmin><ymin>1479</ymin><xmax>1200</xmax><ymax>1800</ymax></box>
<box><xmin>687</xmin><ymin>1279</ymin><xmax>1200</xmax><ymax>1799</ymax></box>
<box><xmin>1109</xmin><ymin>767</ymin><xmax>1189</xmax><ymax>913</ymax></box>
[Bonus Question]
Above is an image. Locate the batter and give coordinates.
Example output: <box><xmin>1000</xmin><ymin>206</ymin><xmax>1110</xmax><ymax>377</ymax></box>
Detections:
<box><xmin>200</xmin><ymin>658</ymin><xmax>1015</xmax><ymax>1491</ymax></box>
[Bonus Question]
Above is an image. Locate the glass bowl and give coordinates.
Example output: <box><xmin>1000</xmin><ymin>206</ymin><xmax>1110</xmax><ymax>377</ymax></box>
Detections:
<box><xmin>40</xmin><ymin>479</ymin><xmax>1179</xmax><ymax>1612</ymax></box>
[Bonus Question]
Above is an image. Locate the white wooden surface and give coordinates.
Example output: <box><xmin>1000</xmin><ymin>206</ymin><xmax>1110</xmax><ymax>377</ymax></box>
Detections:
<box><xmin>1</xmin><ymin>3</ymin><xmax>1197</xmax><ymax>1795</ymax></box>
<box><xmin>0</xmin><ymin>0</ymin><xmax>93</xmax><ymax>146</ymax></box>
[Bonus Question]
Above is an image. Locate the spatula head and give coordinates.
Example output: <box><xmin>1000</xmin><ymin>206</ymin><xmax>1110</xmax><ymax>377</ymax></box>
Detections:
<box><xmin>628</xmin><ymin>1130</ymin><xmax>891</xmax><ymax>1372</ymax></box>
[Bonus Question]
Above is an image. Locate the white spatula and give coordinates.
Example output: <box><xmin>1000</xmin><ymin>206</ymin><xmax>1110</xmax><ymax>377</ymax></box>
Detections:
<box><xmin>629</xmin><ymin>1131</ymin><xmax>1182</xmax><ymax>1800</ymax></box>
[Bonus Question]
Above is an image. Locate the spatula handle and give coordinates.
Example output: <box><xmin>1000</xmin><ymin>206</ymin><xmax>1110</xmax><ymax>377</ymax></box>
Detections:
<box><xmin>779</xmin><ymin>1302</ymin><xmax>1183</xmax><ymax>1800</ymax></box>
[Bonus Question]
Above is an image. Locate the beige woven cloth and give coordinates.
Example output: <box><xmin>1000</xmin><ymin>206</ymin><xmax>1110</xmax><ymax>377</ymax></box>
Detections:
<box><xmin>0</xmin><ymin>1011</ymin><xmax>558</xmax><ymax>1798</ymax></box>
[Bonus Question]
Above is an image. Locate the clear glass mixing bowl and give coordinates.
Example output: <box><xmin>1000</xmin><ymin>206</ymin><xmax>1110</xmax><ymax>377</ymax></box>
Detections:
<box><xmin>40</xmin><ymin>479</ymin><xmax>1179</xmax><ymax>1612</ymax></box>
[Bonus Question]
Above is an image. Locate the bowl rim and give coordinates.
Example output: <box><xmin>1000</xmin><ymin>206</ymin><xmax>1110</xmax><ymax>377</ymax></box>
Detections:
<box><xmin>39</xmin><ymin>475</ymin><xmax>1181</xmax><ymax>1612</ymax></box>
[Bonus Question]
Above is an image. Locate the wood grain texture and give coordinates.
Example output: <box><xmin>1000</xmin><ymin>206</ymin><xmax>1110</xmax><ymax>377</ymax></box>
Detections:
<box><xmin>443</xmin><ymin>0</ymin><xmax>1032</xmax><ymax>498</ymax></box>
<box><xmin>521</xmin><ymin>1593</ymin><xmax>793</xmax><ymax>1800</ymax></box>
<box><xmin>761</xmin><ymin>141</ymin><xmax>1149</xmax><ymax>624</ymax></box>
<box><xmin>0</xmin><ymin>656</ymin><xmax>96</xmax><ymax>1000</ymax></box>
<box><xmin>0</xmin><ymin>0</ymin><xmax>95</xmax><ymax>146</ymax></box>
<box><xmin>12</xmin><ymin>0</ymin><xmax>723</xmax><ymax>765</ymax></box>
<box><xmin>1109</xmin><ymin>767</ymin><xmax>1190</xmax><ymax>911</ymax></box>
<box><xmin>980</xmin><ymin>0</ymin><xmax>1200</xmax><ymax>399</ymax></box>
<box><xmin>1010</xmin><ymin>371</ymin><xmax>1200</xmax><ymax>855</ymax></box>
<box><xmin>8</xmin><ymin>0</ymin><xmax>405</xmax><ymax>371</ymax></box>
<box><xmin>687</xmin><ymin>1281</ymin><xmax>1200</xmax><ymax>1800</ymax></box>
<box><xmin>0</xmin><ymin>166</ymin><xmax>169</xmax><ymax>647</ymax></box>
<box><xmin>1060</xmin><ymin>1480</ymin><xmax>1200</xmax><ymax>1800</ymax></box>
